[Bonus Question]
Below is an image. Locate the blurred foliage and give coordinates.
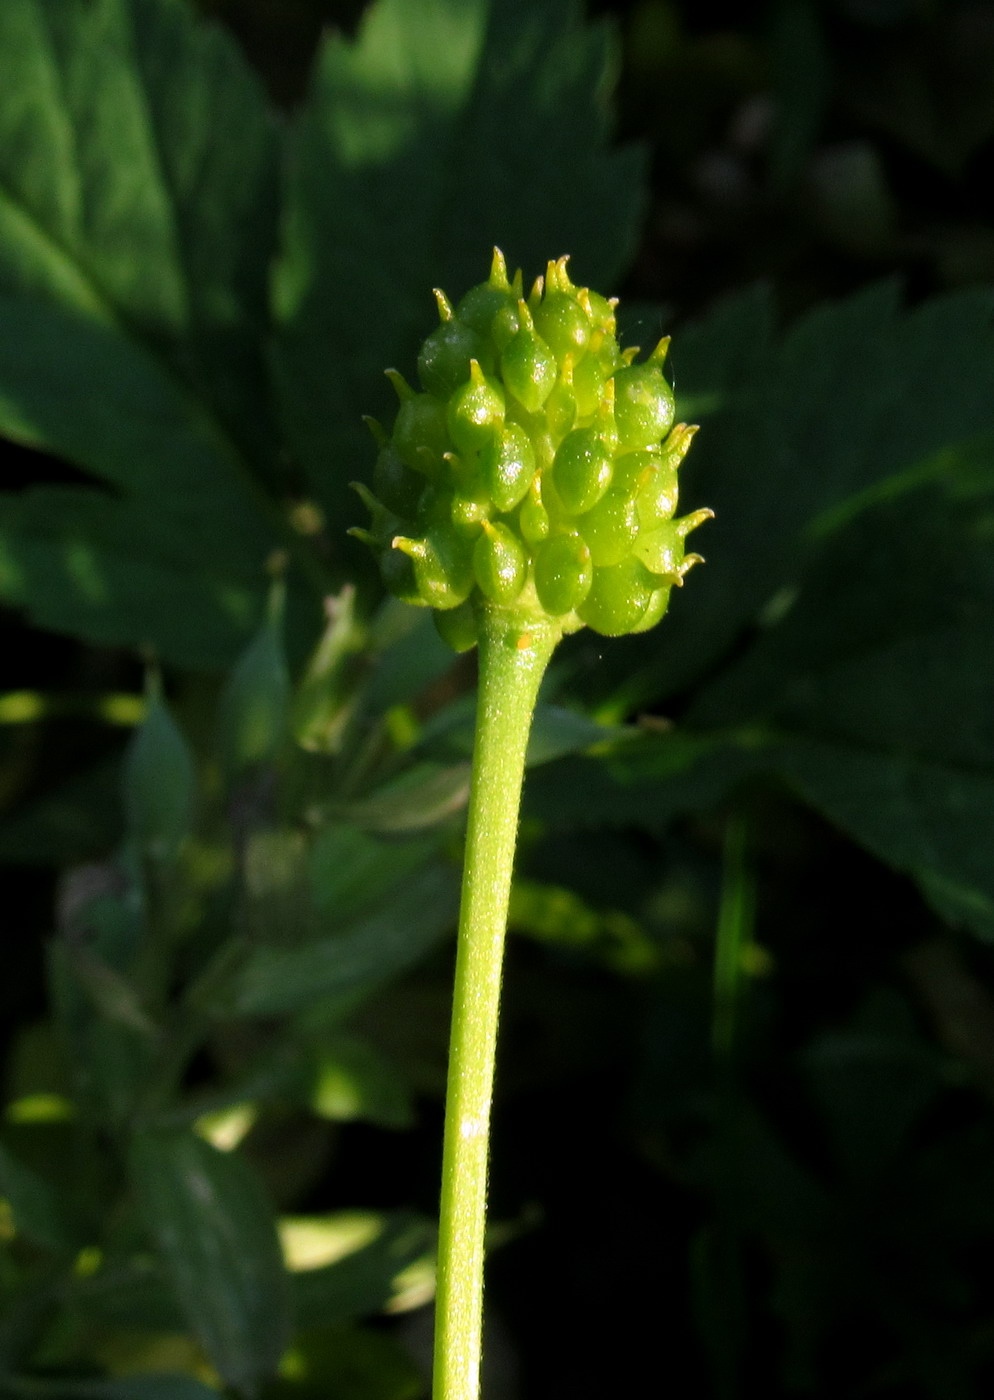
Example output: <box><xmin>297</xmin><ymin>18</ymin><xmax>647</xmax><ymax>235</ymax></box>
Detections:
<box><xmin>1</xmin><ymin>0</ymin><xmax>994</xmax><ymax>1397</ymax></box>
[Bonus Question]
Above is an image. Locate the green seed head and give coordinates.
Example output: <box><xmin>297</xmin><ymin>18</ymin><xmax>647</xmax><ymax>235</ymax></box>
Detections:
<box><xmin>352</xmin><ymin>250</ymin><xmax>711</xmax><ymax>647</ymax></box>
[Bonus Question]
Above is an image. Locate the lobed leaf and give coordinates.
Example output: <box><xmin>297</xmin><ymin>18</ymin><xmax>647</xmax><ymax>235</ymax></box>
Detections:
<box><xmin>0</xmin><ymin>0</ymin><xmax>279</xmax><ymax>442</ymax></box>
<box><xmin>272</xmin><ymin>0</ymin><xmax>646</xmax><ymax>546</ymax></box>
<box><xmin>603</xmin><ymin>283</ymin><xmax>994</xmax><ymax>709</ymax></box>
<box><xmin>0</xmin><ymin>0</ymin><xmax>283</xmax><ymax>664</ymax></box>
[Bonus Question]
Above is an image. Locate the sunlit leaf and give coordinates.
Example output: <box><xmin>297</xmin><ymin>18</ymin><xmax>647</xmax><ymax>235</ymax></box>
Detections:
<box><xmin>0</xmin><ymin>0</ymin><xmax>282</xmax><ymax>663</ymax></box>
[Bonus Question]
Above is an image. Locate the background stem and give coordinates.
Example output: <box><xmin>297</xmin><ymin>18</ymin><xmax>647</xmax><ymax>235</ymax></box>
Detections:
<box><xmin>432</xmin><ymin>608</ymin><xmax>560</xmax><ymax>1400</ymax></box>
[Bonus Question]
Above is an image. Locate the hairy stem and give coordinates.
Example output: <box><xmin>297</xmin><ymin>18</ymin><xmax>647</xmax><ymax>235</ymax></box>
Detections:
<box><xmin>433</xmin><ymin>607</ymin><xmax>560</xmax><ymax>1400</ymax></box>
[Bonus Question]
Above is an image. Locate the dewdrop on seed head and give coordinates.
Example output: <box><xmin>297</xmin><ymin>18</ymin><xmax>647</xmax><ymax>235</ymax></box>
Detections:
<box><xmin>351</xmin><ymin>249</ymin><xmax>711</xmax><ymax>649</ymax></box>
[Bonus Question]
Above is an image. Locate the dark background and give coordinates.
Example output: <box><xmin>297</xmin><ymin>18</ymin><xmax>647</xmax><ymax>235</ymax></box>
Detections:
<box><xmin>3</xmin><ymin>3</ymin><xmax>994</xmax><ymax>1397</ymax></box>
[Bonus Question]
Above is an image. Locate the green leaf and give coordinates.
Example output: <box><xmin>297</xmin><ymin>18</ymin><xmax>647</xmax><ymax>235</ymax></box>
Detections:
<box><xmin>216</xmin><ymin>584</ymin><xmax>291</xmax><ymax>776</ymax></box>
<box><xmin>227</xmin><ymin>863</ymin><xmax>459</xmax><ymax>1018</ymax></box>
<box><xmin>525</xmin><ymin>729</ymin><xmax>768</xmax><ymax>833</ymax></box>
<box><xmin>0</xmin><ymin>1138</ymin><xmax>72</xmax><ymax>1251</ymax></box>
<box><xmin>686</xmin><ymin>484</ymin><xmax>994</xmax><ymax>740</ymax></box>
<box><xmin>847</xmin><ymin>10</ymin><xmax>994</xmax><ymax>178</ymax></box>
<box><xmin>363</xmin><ymin>608</ymin><xmax>461</xmax><ymax>716</ymax></box>
<box><xmin>331</xmin><ymin>765</ymin><xmax>472</xmax><ymax>835</ymax></box>
<box><xmin>531</xmin><ymin>473</ymin><xmax>994</xmax><ymax>941</ymax></box>
<box><xmin>801</xmin><ymin>992</ymin><xmax>942</xmax><ymax>1187</ymax></box>
<box><xmin>684</xmin><ymin>485</ymin><xmax>994</xmax><ymax>939</ymax></box>
<box><xmin>0</xmin><ymin>479</ymin><xmax>267</xmax><ymax>667</ymax></box>
<box><xmin>308</xmin><ymin>1036</ymin><xmax>414</xmax><ymax>1129</ymax></box>
<box><xmin>0</xmin><ymin>0</ymin><xmax>279</xmax><ymax>443</ymax></box>
<box><xmin>1</xmin><ymin>1377</ymin><xmax>221</xmax><ymax>1400</ymax></box>
<box><xmin>123</xmin><ymin>682</ymin><xmax>196</xmax><ymax>859</ymax></box>
<box><xmin>273</xmin><ymin>0</ymin><xmax>645</xmax><ymax>541</ymax></box>
<box><xmin>65</xmin><ymin>946</ymin><xmax>157</xmax><ymax>1038</ymax></box>
<box><xmin>416</xmin><ymin>696</ymin><xmax>629</xmax><ymax>767</ymax></box>
<box><xmin>0</xmin><ymin>0</ymin><xmax>284</xmax><ymax>662</ymax></box>
<box><xmin>268</xmin><ymin>1324</ymin><xmax>427</xmax><ymax>1400</ymax></box>
<box><xmin>128</xmin><ymin>1128</ymin><xmax>290</xmax><ymax>1397</ymax></box>
<box><xmin>48</xmin><ymin>938</ymin><xmax>153</xmax><ymax>1127</ymax></box>
<box><xmin>565</xmin><ymin>289</ymin><xmax>994</xmax><ymax>940</ymax></box>
<box><xmin>777</xmin><ymin>739</ymin><xmax>994</xmax><ymax>942</ymax></box>
<box><xmin>604</xmin><ymin>283</ymin><xmax>994</xmax><ymax>710</ymax></box>
<box><xmin>509</xmin><ymin>877</ymin><xmax>658</xmax><ymax>973</ymax></box>
<box><xmin>308</xmin><ymin>824</ymin><xmax>439</xmax><ymax>926</ymax></box>
<box><xmin>698</xmin><ymin>1101</ymin><xmax>835</xmax><ymax>1243</ymax></box>
<box><xmin>286</xmin><ymin>1211</ymin><xmax>435</xmax><ymax>1329</ymax></box>
<box><xmin>530</xmin><ymin>715</ymin><xmax>994</xmax><ymax>945</ymax></box>
<box><xmin>239</xmin><ymin>828</ymin><xmax>318</xmax><ymax>949</ymax></box>
<box><xmin>69</xmin><ymin>1260</ymin><xmax>183</xmax><ymax>1335</ymax></box>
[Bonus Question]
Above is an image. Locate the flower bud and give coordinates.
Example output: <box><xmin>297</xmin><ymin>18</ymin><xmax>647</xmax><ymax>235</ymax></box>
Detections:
<box><xmin>544</xmin><ymin>356</ymin><xmax>579</xmax><ymax>440</ymax></box>
<box><xmin>499</xmin><ymin>301</ymin><xmax>558</xmax><ymax>413</ymax></box>
<box><xmin>551</xmin><ymin>427</ymin><xmax>613</xmax><ymax>515</ymax></box>
<box><xmin>352</xmin><ymin>251</ymin><xmax>709</xmax><ymax>646</ymax></box>
<box><xmin>434</xmin><ymin>598</ymin><xmax>478</xmax><ymax>653</ymax></box>
<box><xmin>417</xmin><ymin>290</ymin><xmax>490</xmax><ymax>398</ymax></box>
<box><xmin>519</xmin><ymin>476</ymin><xmax>551</xmax><ymax>546</ymax></box>
<box><xmin>533</xmin><ymin>291</ymin><xmax>591</xmax><ymax>360</ymax></box>
<box><xmin>390</xmin><ymin>377</ymin><xmax>450</xmax><ymax>477</ymax></box>
<box><xmin>373</xmin><ymin>442</ymin><xmax>424</xmax><ymax>517</ymax></box>
<box><xmin>392</xmin><ymin>526</ymin><xmax>473</xmax><ymax>610</ymax></box>
<box><xmin>578</xmin><ymin>557</ymin><xmax>655</xmax><ymax>636</ymax></box>
<box><xmin>572</xmin><ymin>336</ymin><xmax>618</xmax><ymax>419</ymax></box>
<box><xmin>481</xmin><ymin>425</ymin><xmax>535</xmax><ymax>513</ymax></box>
<box><xmin>446</xmin><ymin>360</ymin><xmax>505</xmax><ymax>456</ymax></box>
<box><xmin>534</xmin><ymin>531</ymin><xmax>593</xmax><ymax>616</ymax></box>
<box><xmin>613</xmin><ymin>360</ymin><xmax>676</xmax><ymax>450</ymax></box>
<box><xmin>473</xmin><ymin>521</ymin><xmax>528</xmax><ymax>605</ymax></box>
<box><xmin>578</xmin><ymin>487</ymin><xmax>640</xmax><ymax>567</ymax></box>
<box><xmin>630</xmin><ymin>584</ymin><xmax>674</xmax><ymax>634</ymax></box>
<box><xmin>456</xmin><ymin>247</ymin><xmax>521</xmax><ymax>338</ymax></box>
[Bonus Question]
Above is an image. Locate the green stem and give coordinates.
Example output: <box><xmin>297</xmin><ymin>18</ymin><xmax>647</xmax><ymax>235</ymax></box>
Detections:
<box><xmin>433</xmin><ymin>606</ymin><xmax>560</xmax><ymax>1400</ymax></box>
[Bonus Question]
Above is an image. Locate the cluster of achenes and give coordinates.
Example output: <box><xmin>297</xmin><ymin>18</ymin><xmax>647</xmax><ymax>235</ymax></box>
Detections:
<box><xmin>352</xmin><ymin>250</ymin><xmax>711</xmax><ymax>650</ymax></box>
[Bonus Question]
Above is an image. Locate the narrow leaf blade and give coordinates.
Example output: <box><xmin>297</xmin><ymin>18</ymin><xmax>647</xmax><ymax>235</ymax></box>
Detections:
<box><xmin>128</xmin><ymin>1128</ymin><xmax>290</xmax><ymax>1396</ymax></box>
